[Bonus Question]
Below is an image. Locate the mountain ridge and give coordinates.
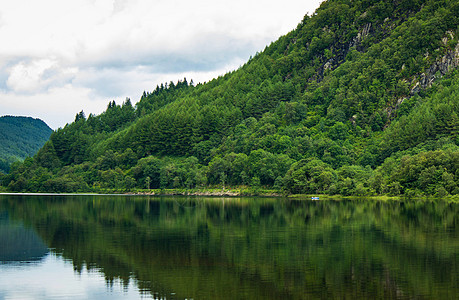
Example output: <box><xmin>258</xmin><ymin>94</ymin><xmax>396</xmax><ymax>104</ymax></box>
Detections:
<box><xmin>0</xmin><ymin>115</ymin><xmax>53</xmax><ymax>173</ymax></box>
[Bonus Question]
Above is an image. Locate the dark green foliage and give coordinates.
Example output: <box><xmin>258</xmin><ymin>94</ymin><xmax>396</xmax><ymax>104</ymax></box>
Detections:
<box><xmin>4</xmin><ymin>0</ymin><xmax>459</xmax><ymax>196</ymax></box>
<box><xmin>381</xmin><ymin>70</ymin><xmax>459</xmax><ymax>157</ymax></box>
<box><xmin>0</xmin><ymin>116</ymin><xmax>53</xmax><ymax>173</ymax></box>
<box><xmin>3</xmin><ymin>195</ymin><xmax>458</xmax><ymax>299</ymax></box>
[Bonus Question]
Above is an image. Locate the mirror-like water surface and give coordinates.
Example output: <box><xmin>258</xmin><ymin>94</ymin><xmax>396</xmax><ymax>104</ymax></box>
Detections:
<box><xmin>0</xmin><ymin>194</ymin><xmax>458</xmax><ymax>299</ymax></box>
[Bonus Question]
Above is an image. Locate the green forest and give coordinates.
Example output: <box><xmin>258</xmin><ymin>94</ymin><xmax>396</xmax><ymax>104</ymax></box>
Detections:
<box><xmin>2</xmin><ymin>0</ymin><xmax>459</xmax><ymax>196</ymax></box>
<box><xmin>0</xmin><ymin>116</ymin><xmax>52</xmax><ymax>174</ymax></box>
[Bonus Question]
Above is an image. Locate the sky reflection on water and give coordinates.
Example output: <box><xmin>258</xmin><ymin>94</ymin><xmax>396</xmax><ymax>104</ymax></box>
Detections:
<box><xmin>0</xmin><ymin>254</ymin><xmax>149</xmax><ymax>300</ymax></box>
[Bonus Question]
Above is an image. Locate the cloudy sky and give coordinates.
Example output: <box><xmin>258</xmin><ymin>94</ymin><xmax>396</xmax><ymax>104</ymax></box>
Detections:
<box><xmin>0</xmin><ymin>0</ymin><xmax>323</xmax><ymax>129</ymax></box>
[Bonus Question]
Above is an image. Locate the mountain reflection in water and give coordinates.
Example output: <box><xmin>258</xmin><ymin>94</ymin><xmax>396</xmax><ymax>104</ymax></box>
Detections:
<box><xmin>0</xmin><ymin>194</ymin><xmax>458</xmax><ymax>299</ymax></box>
<box><xmin>0</xmin><ymin>212</ymin><xmax>48</xmax><ymax>263</ymax></box>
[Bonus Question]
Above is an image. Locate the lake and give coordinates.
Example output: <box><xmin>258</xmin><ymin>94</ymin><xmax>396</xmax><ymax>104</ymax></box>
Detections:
<box><xmin>0</xmin><ymin>194</ymin><xmax>458</xmax><ymax>299</ymax></box>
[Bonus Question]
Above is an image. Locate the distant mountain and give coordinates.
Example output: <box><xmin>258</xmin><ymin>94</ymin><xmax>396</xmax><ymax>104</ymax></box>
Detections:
<box><xmin>3</xmin><ymin>0</ymin><xmax>459</xmax><ymax>196</ymax></box>
<box><xmin>0</xmin><ymin>116</ymin><xmax>53</xmax><ymax>173</ymax></box>
<box><xmin>0</xmin><ymin>217</ymin><xmax>49</xmax><ymax>262</ymax></box>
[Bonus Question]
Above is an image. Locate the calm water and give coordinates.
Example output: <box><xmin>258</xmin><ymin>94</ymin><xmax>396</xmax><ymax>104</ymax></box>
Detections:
<box><xmin>0</xmin><ymin>194</ymin><xmax>458</xmax><ymax>299</ymax></box>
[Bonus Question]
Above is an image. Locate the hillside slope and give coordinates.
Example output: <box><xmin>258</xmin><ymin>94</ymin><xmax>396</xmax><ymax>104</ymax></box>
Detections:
<box><xmin>3</xmin><ymin>0</ymin><xmax>459</xmax><ymax>196</ymax></box>
<box><xmin>0</xmin><ymin>116</ymin><xmax>53</xmax><ymax>173</ymax></box>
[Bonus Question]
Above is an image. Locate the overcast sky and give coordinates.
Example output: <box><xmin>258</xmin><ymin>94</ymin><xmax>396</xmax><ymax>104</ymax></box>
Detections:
<box><xmin>0</xmin><ymin>0</ymin><xmax>323</xmax><ymax>129</ymax></box>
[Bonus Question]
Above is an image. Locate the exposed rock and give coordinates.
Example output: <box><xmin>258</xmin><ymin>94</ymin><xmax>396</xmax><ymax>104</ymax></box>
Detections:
<box><xmin>387</xmin><ymin>37</ymin><xmax>459</xmax><ymax>121</ymax></box>
<box><xmin>442</xmin><ymin>30</ymin><xmax>455</xmax><ymax>45</ymax></box>
<box><xmin>410</xmin><ymin>82</ymin><xmax>420</xmax><ymax>95</ymax></box>
<box><xmin>350</xmin><ymin>23</ymin><xmax>372</xmax><ymax>49</ymax></box>
<box><xmin>323</xmin><ymin>60</ymin><xmax>333</xmax><ymax>71</ymax></box>
<box><xmin>413</xmin><ymin>41</ymin><xmax>459</xmax><ymax>93</ymax></box>
<box><xmin>317</xmin><ymin>23</ymin><xmax>373</xmax><ymax>80</ymax></box>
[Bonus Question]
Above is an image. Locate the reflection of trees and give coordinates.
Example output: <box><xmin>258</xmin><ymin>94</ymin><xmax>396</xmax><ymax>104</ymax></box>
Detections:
<box><xmin>1</xmin><ymin>195</ymin><xmax>458</xmax><ymax>299</ymax></box>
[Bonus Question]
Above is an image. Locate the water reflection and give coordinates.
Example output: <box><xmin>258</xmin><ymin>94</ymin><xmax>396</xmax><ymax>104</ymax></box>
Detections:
<box><xmin>0</xmin><ymin>212</ymin><xmax>48</xmax><ymax>263</ymax></box>
<box><xmin>0</xmin><ymin>194</ymin><xmax>458</xmax><ymax>299</ymax></box>
<box><xmin>0</xmin><ymin>254</ymin><xmax>146</xmax><ymax>300</ymax></box>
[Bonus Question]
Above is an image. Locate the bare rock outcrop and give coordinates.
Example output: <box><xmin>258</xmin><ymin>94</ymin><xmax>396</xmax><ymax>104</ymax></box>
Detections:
<box><xmin>386</xmin><ymin>34</ymin><xmax>459</xmax><ymax>122</ymax></box>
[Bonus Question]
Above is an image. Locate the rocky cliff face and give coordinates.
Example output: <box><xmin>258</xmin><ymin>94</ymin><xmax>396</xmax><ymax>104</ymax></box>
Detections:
<box><xmin>317</xmin><ymin>22</ymin><xmax>374</xmax><ymax>80</ymax></box>
<box><xmin>386</xmin><ymin>33</ymin><xmax>459</xmax><ymax>121</ymax></box>
<box><xmin>411</xmin><ymin>40</ymin><xmax>459</xmax><ymax>94</ymax></box>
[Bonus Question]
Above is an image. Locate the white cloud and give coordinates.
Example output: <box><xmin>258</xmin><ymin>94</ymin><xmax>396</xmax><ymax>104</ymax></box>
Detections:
<box><xmin>0</xmin><ymin>0</ymin><xmax>323</xmax><ymax>129</ymax></box>
<box><xmin>6</xmin><ymin>59</ymin><xmax>78</xmax><ymax>93</ymax></box>
<box><xmin>0</xmin><ymin>85</ymin><xmax>106</xmax><ymax>129</ymax></box>
<box><xmin>6</xmin><ymin>60</ymin><xmax>54</xmax><ymax>92</ymax></box>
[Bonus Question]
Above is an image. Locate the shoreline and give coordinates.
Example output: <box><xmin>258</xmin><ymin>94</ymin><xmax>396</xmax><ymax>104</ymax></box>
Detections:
<box><xmin>2</xmin><ymin>189</ymin><xmax>458</xmax><ymax>202</ymax></box>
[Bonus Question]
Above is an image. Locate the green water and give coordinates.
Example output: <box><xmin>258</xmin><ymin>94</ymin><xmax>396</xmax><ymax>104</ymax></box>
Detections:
<box><xmin>0</xmin><ymin>194</ymin><xmax>458</xmax><ymax>299</ymax></box>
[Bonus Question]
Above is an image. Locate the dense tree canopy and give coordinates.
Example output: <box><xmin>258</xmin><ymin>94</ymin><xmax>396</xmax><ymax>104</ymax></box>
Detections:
<box><xmin>3</xmin><ymin>0</ymin><xmax>459</xmax><ymax>196</ymax></box>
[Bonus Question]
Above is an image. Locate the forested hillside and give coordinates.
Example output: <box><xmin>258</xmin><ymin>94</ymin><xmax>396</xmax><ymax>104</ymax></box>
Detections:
<box><xmin>0</xmin><ymin>116</ymin><xmax>52</xmax><ymax>173</ymax></box>
<box><xmin>3</xmin><ymin>0</ymin><xmax>459</xmax><ymax>196</ymax></box>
